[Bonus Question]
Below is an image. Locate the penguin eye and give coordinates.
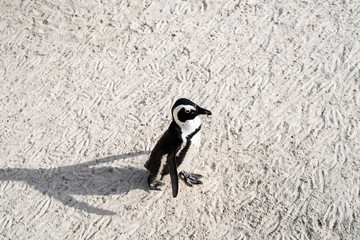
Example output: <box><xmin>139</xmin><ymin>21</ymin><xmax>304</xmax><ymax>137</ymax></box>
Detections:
<box><xmin>185</xmin><ymin>109</ymin><xmax>191</xmax><ymax>113</ymax></box>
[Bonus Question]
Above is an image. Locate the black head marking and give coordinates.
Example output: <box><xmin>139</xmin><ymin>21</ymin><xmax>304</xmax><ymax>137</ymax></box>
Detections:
<box><xmin>172</xmin><ymin>98</ymin><xmax>212</xmax><ymax>123</ymax></box>
<box><xmin>177</xmin><ymin>107</ymin><xmax>197</xmax><ymax>122</ymax></box>
<box><xmin>172</xmin><ymin>98</ymin><xmax>196</xmax><ymax>110</ymax></box>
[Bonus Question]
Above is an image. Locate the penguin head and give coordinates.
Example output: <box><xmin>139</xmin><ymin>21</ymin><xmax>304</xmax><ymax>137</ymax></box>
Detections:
<box><xmin>172</xmin><ymin>98</ymin><xmax>212</xmax><ymax>127</ymax></box>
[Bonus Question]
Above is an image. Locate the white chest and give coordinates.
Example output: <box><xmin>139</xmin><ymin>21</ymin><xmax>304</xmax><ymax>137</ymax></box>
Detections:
<box><xmin>176</xmin><ymin>127</ymin><xmax>201</xmax><ymax>172</ymax></box>
<box><xmin>179</xmin><ymin>116</ymin><xmax>202</xmax><ymax>150</ymax></box>
<box><xmin>179</xmin><ymin>132</ymin><xmax>201</xmax><ymax>148</ymax></box>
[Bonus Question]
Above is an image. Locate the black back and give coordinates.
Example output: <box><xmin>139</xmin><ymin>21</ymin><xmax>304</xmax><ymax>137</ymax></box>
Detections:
<box><xmin>144</xmin><ymin>122</ymin><xmax>182</xmax><ymax>173</ymax></box>
<box><xmin>144</xmin><ymin>121</ymin><xmax>182</xmax><ymax>197</ymax></box>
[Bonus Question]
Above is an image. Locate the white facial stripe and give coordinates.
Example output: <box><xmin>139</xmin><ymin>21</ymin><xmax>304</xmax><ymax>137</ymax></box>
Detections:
<box><xmin>173</xmin><ymin>104</ymin><xmax>201</xmax><ymax>133</ymax></box>
<box><xmin>181</xmin><ymin>105</ymin><xmax>196</xmax><ymax>112</ymax></box>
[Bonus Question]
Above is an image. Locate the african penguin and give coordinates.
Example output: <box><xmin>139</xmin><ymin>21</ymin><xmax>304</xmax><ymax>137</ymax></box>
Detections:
<box><xmin>144</xmin><ymin>98</ymin><xmax>212</xmax><ymax>197</ymax></box>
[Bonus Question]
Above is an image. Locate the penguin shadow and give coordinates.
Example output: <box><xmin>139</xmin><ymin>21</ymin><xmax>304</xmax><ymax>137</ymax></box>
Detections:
<box><xmin>0</xmin><ymin>151</ymin><xmax>151</xmax><ymax>216</ymax></box>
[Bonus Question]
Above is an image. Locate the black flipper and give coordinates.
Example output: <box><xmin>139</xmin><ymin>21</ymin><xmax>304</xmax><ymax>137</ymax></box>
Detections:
<box><xmin>167</xmin><ymin>151</ymin><xmax>179</xmax><ymax>198</ymax></box>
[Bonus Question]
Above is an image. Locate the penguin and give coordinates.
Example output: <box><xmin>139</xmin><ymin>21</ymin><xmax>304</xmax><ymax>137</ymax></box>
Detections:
<box><xmin>144</xmin><ymin>98</ymin><xmax>212</xmax><ymax>197</ymax></box>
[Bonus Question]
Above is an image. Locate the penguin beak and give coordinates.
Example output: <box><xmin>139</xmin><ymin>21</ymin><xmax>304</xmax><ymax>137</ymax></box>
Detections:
<box><xmin>196</xmin><ymin>106</ymin><xmax>212</xmax><ymax>116</ymax></box>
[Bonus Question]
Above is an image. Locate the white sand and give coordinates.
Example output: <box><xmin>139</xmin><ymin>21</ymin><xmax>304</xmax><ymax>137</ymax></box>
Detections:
<box><xmin>1</xmin><ymin>0</ymin><xmax>360</xmax><ymax>239</ymax></box>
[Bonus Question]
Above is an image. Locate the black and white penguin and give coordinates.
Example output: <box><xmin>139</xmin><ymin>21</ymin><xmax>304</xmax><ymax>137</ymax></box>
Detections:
<box><xmin>144</xmin><ymin>98</ymin><xmax>212</xmax><ymax>197</ymax></box>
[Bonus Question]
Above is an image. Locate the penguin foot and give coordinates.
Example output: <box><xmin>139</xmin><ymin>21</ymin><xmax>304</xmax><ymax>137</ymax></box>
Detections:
<box><xmin>179</xmin><ymin>171</ymin><xmax>203</xmax><ymax>187</ymax></box>
<box><xmin>149</xmin><ymin>180</ymin><xmax>164</xmax><ymax>190</ymax></box>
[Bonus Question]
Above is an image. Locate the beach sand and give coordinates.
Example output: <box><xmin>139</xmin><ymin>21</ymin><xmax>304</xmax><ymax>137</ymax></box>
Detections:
<box><xmin>1</xmin><ymin>0</ymin><xmax>359</xmax><ymax>239</ymax></box>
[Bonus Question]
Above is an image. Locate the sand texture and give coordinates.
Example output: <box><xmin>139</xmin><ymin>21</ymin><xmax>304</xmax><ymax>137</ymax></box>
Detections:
<box><xmin>1</xmin><ymin>0</ymin><xmax>360</xmax><ymax>239</ymax></box>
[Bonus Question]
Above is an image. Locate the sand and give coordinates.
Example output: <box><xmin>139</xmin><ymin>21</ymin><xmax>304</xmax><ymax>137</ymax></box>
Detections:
<box><xmin>1</xmin><ymin>0</ymin><xmax>359</xmax><ymax>239</ymax></box>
